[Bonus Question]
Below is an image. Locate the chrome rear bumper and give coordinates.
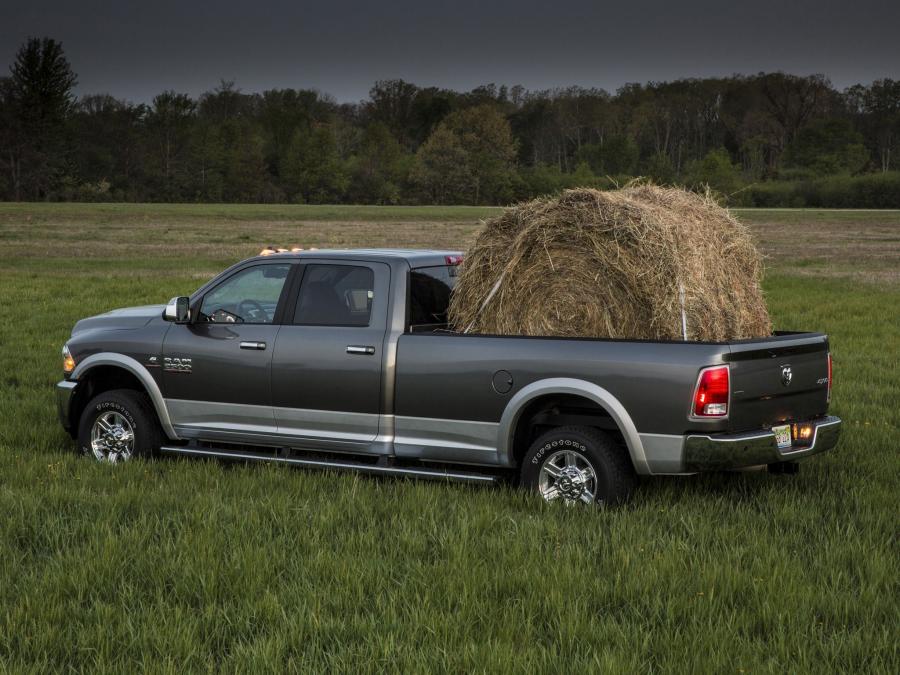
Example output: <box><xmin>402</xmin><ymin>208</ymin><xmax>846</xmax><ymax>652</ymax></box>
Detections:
<box><xmin>683</xmin><ymin>415</ymin><xmax>841</xmax><ymax>471</ymax></box>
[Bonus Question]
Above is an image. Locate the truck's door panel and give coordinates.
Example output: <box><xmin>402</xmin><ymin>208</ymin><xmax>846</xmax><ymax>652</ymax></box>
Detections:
<box><xmin>271</xmin><ymin>260</ymin><xmax>390</xmax><ymax>444</ymax></box>
<box><xmin>162</xmin><ymin>262</ymin><xmax>293</xmax><ymax>436</ymax></box>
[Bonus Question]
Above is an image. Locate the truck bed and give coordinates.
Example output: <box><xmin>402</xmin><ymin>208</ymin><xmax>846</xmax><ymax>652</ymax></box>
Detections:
<box><xmin>392</xmin><ymin>329</ymin><xmax>831</xmax><ymax>473</ymax></box>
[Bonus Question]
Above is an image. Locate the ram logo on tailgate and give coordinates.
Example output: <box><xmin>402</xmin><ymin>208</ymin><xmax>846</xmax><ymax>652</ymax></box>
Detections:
<box><xmin>781</xmin><ymin>365</ymin><xmax>793</xmax><ymax>387</ymax></box>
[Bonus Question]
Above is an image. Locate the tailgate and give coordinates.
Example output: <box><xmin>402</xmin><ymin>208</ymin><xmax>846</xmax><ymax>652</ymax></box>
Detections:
<box><xmin>726</xmin><ymin>332</ymin><xmax>830</xmax><ymax>431</ymax></box>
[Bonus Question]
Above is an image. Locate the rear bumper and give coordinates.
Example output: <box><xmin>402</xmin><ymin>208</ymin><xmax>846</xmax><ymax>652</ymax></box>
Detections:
<box><xmin>56</xmin><ymin>379</ymin><xmax>78</xmax><ymax>433</ymax></box>
<box><xmin>683</xmin><ymin>415</ymin><xmax>841</xmax><ymax>471</ymax></box>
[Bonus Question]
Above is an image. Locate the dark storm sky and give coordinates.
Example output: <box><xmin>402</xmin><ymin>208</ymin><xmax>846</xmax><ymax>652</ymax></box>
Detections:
<box><xmin>3</xmin><ymin>0</ymin><xmax>899</xmax><ymax>102</ymax></box>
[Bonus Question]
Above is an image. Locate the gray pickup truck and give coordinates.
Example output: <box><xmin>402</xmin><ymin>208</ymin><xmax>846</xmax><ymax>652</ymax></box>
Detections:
<box><xmin>57</xmin><ymin>249</ymin><xmax>841</xmax><ymax>504</ymax></box>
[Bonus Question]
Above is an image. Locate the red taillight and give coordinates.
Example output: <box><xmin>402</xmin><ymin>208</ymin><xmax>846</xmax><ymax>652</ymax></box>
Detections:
<box><xmin>827</xmin><ymin>352</ymin><xmax>832</xmax><ymax>404</ymax></box>
<box><xmin>445</xmin><ymin>255</ymin><xmax>464</xmax><ymax>265</ymax></box>
<box><xmin>692</xmin><ymin>365</ymin><xmax>729</xmax><ymax>417</ymax></box>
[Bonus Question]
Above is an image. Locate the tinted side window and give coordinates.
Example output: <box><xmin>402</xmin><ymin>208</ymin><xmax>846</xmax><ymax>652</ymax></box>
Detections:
<box><xmin>294</xmin><ymin>265</ymin><xmax>374</xmax><ymax>326</ymax></box>
<box><xmin>409</xmin><ymin>265</ymin><xmax>457</xmax><ymax>331</ymax></box>
<box><xmin>199</xmin><ymin>264</ymin><xmax>290</xmax><ymax>324</ymax></box>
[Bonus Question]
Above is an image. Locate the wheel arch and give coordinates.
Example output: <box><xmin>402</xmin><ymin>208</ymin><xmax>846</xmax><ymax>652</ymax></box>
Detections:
<box><xmin>496</xmin><ymin>378</ymin><xmax>649</xmax><ymax>474</ymax></box>
<box><xmin>70</xmin><ymin>353</ymin><xmax>178</xmax><ymax>440</ymax></box>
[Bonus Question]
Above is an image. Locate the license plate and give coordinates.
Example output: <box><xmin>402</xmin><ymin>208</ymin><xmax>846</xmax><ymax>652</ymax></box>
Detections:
<box><xmin>773</xmin><ymin>424</ymin><xmax>792</xmax><ymax>449</ymax></box>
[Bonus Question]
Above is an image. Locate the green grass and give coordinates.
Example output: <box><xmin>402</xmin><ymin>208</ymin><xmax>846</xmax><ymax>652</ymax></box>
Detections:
<box><xmin>3</xmin><ymin>201</ymin><xmax>900</xmax><ymax>225</ymax></box>
<box><xmin>732</xmin><ymin>207</ymin><xmax>900</xmax><ymax>225</ymax></box>
<box><xmin>0</xmin><ymin>201</ymin><xmax>504</xmax><ymax>224</ymax></box>
<box><xmin>0</xmin><ymin>205</ymin><xmax>898</xmax><ymax>672</ymax></box>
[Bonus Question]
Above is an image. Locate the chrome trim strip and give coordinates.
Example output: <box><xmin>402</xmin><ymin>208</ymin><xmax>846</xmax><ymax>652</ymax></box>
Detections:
<box><xmin>274</xmin><ymin>405</ymin><xmax>380</xmax><ymax>442</ymax></box>
<box><xmin>171</xmin><ymin>408</ymin><xmax>503</xmax><ymax>461</ymax></box>
<box><xmin>394</xmin><ymin>415</ymin><xmax>499</xmax><ymax>453</ymax></box>
<box><xmin>165</xmin><ymin>398</ymin><xmax>277</xmax><ymax>434</ymax></box>
<box><xmin>159</xmin><ymin>445</ymin><xmax>498</xmax><ymax>483</ymax></box>
<box><xmin>71</xmin><ymin>352</ymin><xmax>178</xmax><ymax>440</ymax></box>
<box><xmin>497</xmin><ymin>378</ymin><xmax>650</xmax><ymax>474</ymax></box>
<box><xmin>167</xmin><ymin>399</ymin><xmax>382</xmax><ymax>444</ymax></box>
<box><xmin>171</xmin><ymin>426</ymin><xmax>374</xmax><ymax>453</ymax></box>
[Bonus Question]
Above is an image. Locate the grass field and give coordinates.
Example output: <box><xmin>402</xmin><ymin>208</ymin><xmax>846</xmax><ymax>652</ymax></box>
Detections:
<box><xmin>0</xmin><ymin>203</ymin><xmax>898</xmax><ymax>672</ymax></box>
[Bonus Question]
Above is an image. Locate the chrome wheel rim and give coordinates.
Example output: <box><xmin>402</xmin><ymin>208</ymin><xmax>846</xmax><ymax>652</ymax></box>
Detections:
<box><xmin>90</xmin><ymin>412</ymin><xmax>135</xmax><ymax>463</ymax></box>
<box><xmin>538</xmin><ymin>448</ymin><xmax>597</xmax><ymax>505</ymax></box>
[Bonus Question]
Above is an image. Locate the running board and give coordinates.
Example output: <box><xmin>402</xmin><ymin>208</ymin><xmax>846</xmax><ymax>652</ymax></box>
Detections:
<box><xmin>159</xmin><ymin>445</ymin><xmax>499</xmax><ymax>484</ymax></box>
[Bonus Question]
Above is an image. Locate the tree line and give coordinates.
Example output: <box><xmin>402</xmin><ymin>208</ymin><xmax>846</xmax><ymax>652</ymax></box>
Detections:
<box><xmin>2</xmin><ymin>37</ymin><xmax>899</xmax><ymax>206</ymax></box>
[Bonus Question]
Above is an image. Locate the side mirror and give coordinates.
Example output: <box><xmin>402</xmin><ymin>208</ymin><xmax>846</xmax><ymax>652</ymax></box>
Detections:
<box><xmin>163</xmin><ymin>296</ymin><xmax>191</xmax><ymax>323</ymax></box>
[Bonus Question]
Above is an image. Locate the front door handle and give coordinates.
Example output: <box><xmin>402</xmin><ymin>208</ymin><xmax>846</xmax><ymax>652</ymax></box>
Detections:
<box><xmin>346</xmin><ymin>345</ymin><xmax>375</xmax><ymax>355</ymax></box>
<box><xmin>240</xmin><ymin>341</ymin><xmax>267</xmax><ymax>350</ymax></box>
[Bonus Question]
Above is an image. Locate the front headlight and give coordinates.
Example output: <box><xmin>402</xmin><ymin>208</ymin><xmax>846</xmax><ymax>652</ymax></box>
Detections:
<box><xmin>62</xmin><ymin>344</ymin><xmax>76</xmax><ymax>374</ymax></box>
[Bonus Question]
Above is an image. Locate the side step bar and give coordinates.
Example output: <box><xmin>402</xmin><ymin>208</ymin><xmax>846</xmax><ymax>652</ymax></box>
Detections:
<box><xmin>159</xmin><ymin>445</ymin><xmax>499</xmax><ymax>484</ymax></box>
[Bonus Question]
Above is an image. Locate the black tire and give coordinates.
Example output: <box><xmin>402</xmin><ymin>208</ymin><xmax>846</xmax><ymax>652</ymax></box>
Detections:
<box><xmin>521</xmin><ymin>426</ymin><xmax>637</xmax><ymax>506</ymax></box>
<box><xmin>77</xmin><ymin>389</ymin><xmax>163</xmax><ymax>462</ymax></box>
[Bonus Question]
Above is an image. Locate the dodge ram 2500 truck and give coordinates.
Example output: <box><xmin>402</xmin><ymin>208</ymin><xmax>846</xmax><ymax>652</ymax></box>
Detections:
<box><xmin>57</xmin><ymin>249</ymin><xmax>841</xmax><ymax>504</ymax></box>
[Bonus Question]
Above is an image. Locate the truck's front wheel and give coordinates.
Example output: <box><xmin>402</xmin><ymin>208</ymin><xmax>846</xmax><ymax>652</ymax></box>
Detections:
<box><xmin>521</xmin><ymin>426</ymin><xmax>636</xmax><ymax>506</ymax></box>
<box><xmin>77</xmin><ymin>389</ymin><xmax>163</xmax><ymax>463</ymax></box>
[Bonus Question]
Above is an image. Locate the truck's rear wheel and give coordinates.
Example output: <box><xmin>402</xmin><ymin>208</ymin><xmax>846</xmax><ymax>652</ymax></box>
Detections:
<box><xmin>77</xmin><ymin>389</ymin><xmax>163</xmax><ymax>463</ymax></box>
<box><xmin>521</xmin><ymin>426</ymin><xmax>636</xmax><ymax>505</ymax></box>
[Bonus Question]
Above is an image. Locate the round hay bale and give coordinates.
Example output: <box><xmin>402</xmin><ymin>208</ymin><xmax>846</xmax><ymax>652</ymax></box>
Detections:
<box><xmin>449</xmin><ymin>185</ymin><xmax>771</xmax><ymax>341</ymax></box>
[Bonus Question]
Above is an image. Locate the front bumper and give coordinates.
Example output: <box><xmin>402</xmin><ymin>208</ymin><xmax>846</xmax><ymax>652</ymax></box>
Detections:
<box><xmin>57</xmin><ymin>379</ymin><xmax>78</xmax><ymax>433</ymax></box>
<box><xmin>683</xmin><ymin>415</ymin><xmax>841</xmax><ymax>471</ymax></box>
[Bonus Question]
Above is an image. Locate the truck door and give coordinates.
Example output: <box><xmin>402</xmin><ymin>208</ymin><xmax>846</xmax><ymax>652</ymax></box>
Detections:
<box><xmin>270</xmin><ymin>260</ymin><xmax>390</xmax><ymax>447</ymax></box>
<box><xmin>162</xmin><ymin>261</ymin><xmax>293</xmax><ymax>438</ymax></box>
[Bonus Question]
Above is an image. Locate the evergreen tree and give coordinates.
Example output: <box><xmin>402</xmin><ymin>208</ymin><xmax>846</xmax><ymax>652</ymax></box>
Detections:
<box><xmin>5</xmin><ymin>37</ymin><xmax>77</xmax><ymax>199</ymax></box>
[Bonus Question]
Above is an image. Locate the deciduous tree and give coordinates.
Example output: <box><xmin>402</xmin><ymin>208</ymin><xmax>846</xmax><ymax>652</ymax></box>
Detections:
<box><xmin>440</xmin><ymin>104</ymin><xmax>517</xmax><ymax>204</ymax></box>
<box><xmin>349</xmin><ymin>122</ymin><xmax>409</xmax><ymax>204</ymax></box>
<box><xmin>411</xmin><ymin>125</ymin><xmax>469</xmax><ymax>204</ymax></box>
<box><xmin>784</xmin><ymin>119</ymin><xmax>869</xmax><ymax>175</ymax></box>
<box><xmin>144</xmin><ymin>91</ymin><xmax>196</xmax><ymax>199</ymax></box>
<box><xmin>685</xmin><ymin>148</ymin><xmax>744</xmax><ymax>198</ymax></box>
<box><xmin>281</xmin><ymin>125</ymin><xmax>348</xmax><ymax>203</ymax></box>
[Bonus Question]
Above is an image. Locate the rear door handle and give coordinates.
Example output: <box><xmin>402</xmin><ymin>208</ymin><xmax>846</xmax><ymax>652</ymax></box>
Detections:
<box><xmin>346</xmin><ymin>345</ymin><xmax>375</xmax><ymax>355</ymax></box>
<box><xmin>240</xmin><ymin>341</ymin><xmax>267</xmax><ymax>350</ymax></box>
